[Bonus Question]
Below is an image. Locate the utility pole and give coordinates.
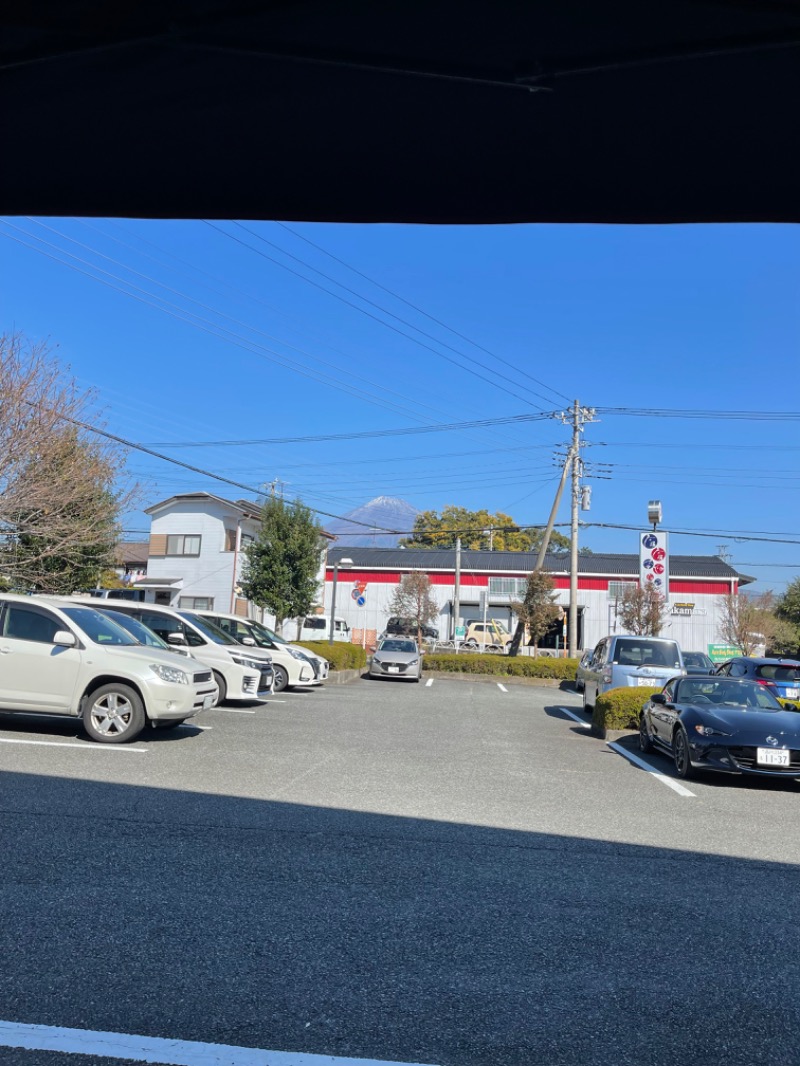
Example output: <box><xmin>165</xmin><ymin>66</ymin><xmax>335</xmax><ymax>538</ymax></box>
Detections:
<box><xmin>567</xmin><ymin>399</ymin><xmax>596</xmax><ymax>659</ymax></box>
<box><xmin>452</xmin><ymin>536</ymin><xmax>462</xmax><ymax>640</ymax></box>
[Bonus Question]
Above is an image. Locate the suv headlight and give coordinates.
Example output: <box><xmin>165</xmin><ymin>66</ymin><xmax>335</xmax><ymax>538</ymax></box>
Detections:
<box><xmin>286</xmin><ymin>647</ymin><xmax>306</xmax><ymax>660</ymax></box>
<box><xmin>150</xmin><ymin>663</ymin><xmax>188</xmax><ymax>684</ymax></box>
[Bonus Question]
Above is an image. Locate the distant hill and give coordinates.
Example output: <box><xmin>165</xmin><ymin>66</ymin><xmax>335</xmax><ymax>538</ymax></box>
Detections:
<box><xmin>326</xmin><ymin>496</ymin><xmax>419</xmax><ymax>547</ymax></box>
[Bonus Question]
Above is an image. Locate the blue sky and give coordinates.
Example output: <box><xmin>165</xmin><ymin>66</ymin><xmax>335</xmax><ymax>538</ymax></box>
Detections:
<box><xmin>1</xmin><ymin>218</ymin><xmax>798</xmax><ymax>593</ymax></box>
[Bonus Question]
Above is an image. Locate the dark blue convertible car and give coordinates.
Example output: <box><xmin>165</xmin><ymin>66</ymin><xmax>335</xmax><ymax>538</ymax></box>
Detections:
<box><xmin>639</xmin><ymin>676</ymin><xmax>800</xmax><ymax>780</ymax></box>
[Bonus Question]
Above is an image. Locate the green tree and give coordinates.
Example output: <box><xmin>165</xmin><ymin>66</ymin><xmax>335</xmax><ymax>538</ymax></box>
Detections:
<box><xmin>387</xmin><ymin>571</ymin><xmax>439</xmax><ymax>641</ymax></box>
<box><xmin>617</xmin><ymin>584</ymin><xmax>669</xmax><ymax>636</ymax></box>
<box><xmin>240</xmin><ymin>497</ymin><xmax>323</xmax><ymax>633</ymax></box>
<box><xmin>400</xmin><ymin>506</ymin><xmax>571</xmax><ymax>552</ymax></box>
<box><xmin>777</xmin><ymin>578</ymin><xmax>800</xmax><ymax>628</ymax></box>
<box><xmin>512</xmin><ymin>571</ymin><xmax>562</xmax><ymax>651</ymax></box>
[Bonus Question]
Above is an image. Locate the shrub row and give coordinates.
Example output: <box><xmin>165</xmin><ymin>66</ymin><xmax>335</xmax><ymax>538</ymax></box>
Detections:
<box><xmin>422</xmin><ymin>653</ymin><xmax>578</xmax><ymax>679</ymax></box>
<box><xmin>592</xmin><ymin>686</ymin><xmax>660</xmax><ymax>734</ymax></box>
<box><xmin>297</xmin><ymin>641</ymin><xmax>367</xmax><ymax>671</ymax></box>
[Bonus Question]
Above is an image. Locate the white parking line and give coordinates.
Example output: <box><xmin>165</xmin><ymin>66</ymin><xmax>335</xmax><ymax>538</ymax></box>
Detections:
<box><xmin>425</xmin><ymin>678</ymin><xmax>434</xmax><ymax>687</ymax></box>
<box><xmin>497</xmin><ymin>683</ymin><xmax>508</xmax><ymax>693</ymax></box>
<box><xmin>0</xmin><ymin>1019</ymin><xmax>440</xmax><ymax>1066</ymax></box>
<box><xmin>607</xmin><ymin>741</ymin><xmax>696</xmax><ymax>797</ymax></box>
<box><xmin>0</xmin><ymin>738</ymin><xmax>147</xmax><ymax>752</ymax></box>
<box><xmin>557</xmin><ymin>706</ymin><xmax>591</xmax><ymax>729</ymax></box>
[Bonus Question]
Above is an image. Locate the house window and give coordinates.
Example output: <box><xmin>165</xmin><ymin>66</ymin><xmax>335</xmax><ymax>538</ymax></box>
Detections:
<box><xmin>488</xmin><ymin>577</ymin><xmax>527</xmax><ymax>598</ymax></box>
<box><xmin>179</xmin><ymin>596</ymin><xmax>214</xmax><ymax>611</ymax></box>
<box><xmin>223</xmin><ymin>528</ymin><xmax>237</xmax><ymax>552</ymax></box>
<box><xmin>608</xmin><ymin>581</ymin><xmax>634</xmax><ymax>601</ymax></box>
<box><xmin>166</xmin><ymin>534</ymin><xmax>201</xmax><ymax>556</ymax></box>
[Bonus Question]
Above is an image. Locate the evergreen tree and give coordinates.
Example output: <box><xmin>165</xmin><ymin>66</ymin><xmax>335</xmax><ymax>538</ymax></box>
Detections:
<box><xmin>241</xmin><ymin>497</ymin><xmax>323</xmax><ymax>632</ymax></box>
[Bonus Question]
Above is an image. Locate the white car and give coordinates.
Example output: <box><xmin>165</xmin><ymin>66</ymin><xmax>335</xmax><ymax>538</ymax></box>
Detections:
<box><xmin>0</xmin><ymin>594</ymin><xmax>218</xmax><ymax>742</ymax></box>
<box><xmin>197</xmin><ymin>611</ymin><xmax>329</xmax><ymax>692</ymax></box>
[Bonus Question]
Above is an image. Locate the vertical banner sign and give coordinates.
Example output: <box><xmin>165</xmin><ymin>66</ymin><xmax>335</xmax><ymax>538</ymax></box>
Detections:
<box><xmin>640</xmin><ymin>531</ymin><xmax>669</xmax><ymax>596</ymax></box>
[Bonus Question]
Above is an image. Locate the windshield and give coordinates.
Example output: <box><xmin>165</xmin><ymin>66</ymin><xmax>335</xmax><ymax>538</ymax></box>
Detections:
<box><xmin>104</xmin><ymin>610</ymin><xmax>170</xmax><ymax>650</ymax></box>
<box><xmin>61</xmin><ymin>606</ymin><xmax>139</xmax><ymax>646</ymax></box>
<box><xmin>248</xmin><ymin>620</ymin><xmax>290</xmax><ymax>645</ymax></box>
<box><xmin>179</xmin><ymin>611</ymin><xmax>238</xmax><ymax>645</ymax></box>
<box><xmin>677</xmin><ymin>678</ymin><xmax>783</xmax><ymax>709</ymax></box>
<box><xmin>614</xmin><ymin>638</ymin><xmax>681</xmax><ymax>668</ymax></box>
<box><xmin>756</xmin><ymin>663</ymin><xmax>800</xmax><ymax>682</ymax></box>
<box><xmin>379</xmin><ymin>640</ymin><xmax>417</xmax><ymax>653</ymax></box>
<box><xmin>683</xmin><ymin>652</ymin><xmax>711</xmax><ymax>668</ymax></box>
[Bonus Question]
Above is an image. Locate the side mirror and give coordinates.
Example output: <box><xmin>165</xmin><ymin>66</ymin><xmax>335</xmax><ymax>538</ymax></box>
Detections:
<box><xmin>167</xmin><ymin>632</ymin><xmax>187</xmax><ymax>646</ymax></box>
<box><xmin>53</xmin><ymin>630</ymin><xmax>77</xmax><ymax>647</ymax></box>
<box><xmin>241</xmin><ymin>636</ymin><xmax>256</xmax><ymax>646</ymax></box>
<box><xmin>650</xmin><ymin>693</ymin><xmax>667</xmax><ymax>704</ymax></box>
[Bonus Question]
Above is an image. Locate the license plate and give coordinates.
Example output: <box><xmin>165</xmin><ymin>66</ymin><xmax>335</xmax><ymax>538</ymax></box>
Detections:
<box><xmin>637</xmin><ymin>677</ymin><xmax>654</xmax><ymax>686</ymax></box>
<box><xmin>786</xmin><ymin>688</ymin><xmax>799</xmax><ymax>699</ymax></box>
<box><xmin>388</xmin><ymin>666</ymin><xmax>400</xmax><ymax>674</ymax></box>
<box><xmin>757</xmin><ymin>748</ymin><xmax>790</xmax><ymax>767</ymax></box>
<box><xmin>203</xmin><ymin>694</ymin><xmax>215</xmax><ymax>709</ymax></box>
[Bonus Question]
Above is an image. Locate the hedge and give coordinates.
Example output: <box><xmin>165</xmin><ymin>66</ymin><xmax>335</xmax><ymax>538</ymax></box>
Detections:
<box><xmin>422</xmin><ymin>653</ymin><xmax>578</xmax><ymax>679</ymax></box>
<box><xmin>297</xmin><ymin>641</ymin><xmax>367</xmax><ymax>671</ymax></box>
<box><xmin>592</xmin><ymin>686</ymin><xmax>660</xmax><ymax>734</ymax></box>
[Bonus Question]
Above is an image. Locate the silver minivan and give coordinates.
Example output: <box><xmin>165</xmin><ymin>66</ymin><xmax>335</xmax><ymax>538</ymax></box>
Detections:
<box><xmin>581</xmin><ymin>634</ymin><xmax>685</xmax><ymax>711</ymax></box>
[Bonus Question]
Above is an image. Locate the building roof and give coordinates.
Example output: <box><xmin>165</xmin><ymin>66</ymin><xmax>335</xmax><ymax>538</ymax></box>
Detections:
<box><xmin>327</xmin><ymin>546</ymin><xmax>751</xmax><ymax>584</ymax></box>
<box><xmin>144</xmin><ymin>492</ymin><xmax>262</xmax><ymax>520</ymax></box>
<box><xmin>113</xmin><ymin>541</ymin><xmax>149</xmax><ymax>566</ymax></box>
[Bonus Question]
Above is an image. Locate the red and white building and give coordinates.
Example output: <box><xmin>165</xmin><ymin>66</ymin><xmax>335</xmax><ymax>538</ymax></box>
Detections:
<box><xmin>323</xmin><ymin>546</ymin><xmax>751</xmax><ymax>654</ymax></box>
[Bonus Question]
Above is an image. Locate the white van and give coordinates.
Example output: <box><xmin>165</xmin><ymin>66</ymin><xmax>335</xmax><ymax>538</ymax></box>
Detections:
<box><xmin>197</xmin><ymin>610</ymin><xmax>329</xmax><ymax>692</ymax></box>
<box><xmin>296</xmin><ymin>615</ymin><xmax>351</xmax><ymax>643</ymax></box>
<box><xmin>84</xmin><ymin>601</ymin><xmax>274</xmax><ymax>704</ymax></box>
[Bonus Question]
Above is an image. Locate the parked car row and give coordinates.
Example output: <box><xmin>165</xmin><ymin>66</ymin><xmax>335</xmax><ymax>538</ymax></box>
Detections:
<box><xmin>0</xmin><ymin>594</ymin><xmax>330</xmax><ymax>744</ymax></box>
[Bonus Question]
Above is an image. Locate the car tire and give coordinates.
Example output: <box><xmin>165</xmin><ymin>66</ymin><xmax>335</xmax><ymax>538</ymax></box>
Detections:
<box><xmin>639</xmin><ymin>713</ymin><xmax>654</xmax><ymax>753</ymax></box>
<box><xmin>212</xmin><ymin>671</ymin><xmax>227</xmax><ymax>705</ymax></box>
<box><xmin>673</xmin><ymin>728</ymin><xmax>694</xmax><ymax>779</ymax></box>
<box><xmin>82</xmin><ymin>683</ymin><xmax>146</xmax><ymax>744</ymax></box>
<box><xmin>272</xmin><ymin>665</ymin><xmax>289</xmax><ymax>693</ymax></box>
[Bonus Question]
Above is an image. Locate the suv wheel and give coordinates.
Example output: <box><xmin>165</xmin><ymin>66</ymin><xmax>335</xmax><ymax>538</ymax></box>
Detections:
<box><xmin>83</xmin><ymin>683</ymin><xmax>146</xmax><ymax>743</ymax></box>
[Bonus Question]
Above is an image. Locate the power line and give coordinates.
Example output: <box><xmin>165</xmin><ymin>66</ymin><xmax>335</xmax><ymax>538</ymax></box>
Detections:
<box><xmin>275</xmin><ymin>220</ymin><xmax>572</xmax><ymax>405</ymax></box>
<box><xmin>205</xmin><ymin>220</ymin><xmax>549</xmax><ymax>410</ymax></box>
<box><xmin>140</xmin><ymin>411</ymin><xmax>558</xmax><ymax>447</ymax></box>
<box><xmin>598</xmin><ymin>407</ymin><xmax>800</xmax><ymax>421</ymax></box>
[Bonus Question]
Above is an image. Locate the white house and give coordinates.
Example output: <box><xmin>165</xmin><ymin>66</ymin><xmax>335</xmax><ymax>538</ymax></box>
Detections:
<box><xmin>143</xmin><ymin>492</ymin><xmax>263</xmax><ymax>612</ymax></box>
<box><xmin>140</xmin><ymin>492</ymin><xmax>333</xmax><ymax>621</ymax></box>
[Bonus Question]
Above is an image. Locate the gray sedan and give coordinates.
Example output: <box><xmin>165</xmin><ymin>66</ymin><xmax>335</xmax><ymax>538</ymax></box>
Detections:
<box><xmin>369</xmin><ymin>638</ymin><xmax>423</xmax><ymax>682</ymax></box>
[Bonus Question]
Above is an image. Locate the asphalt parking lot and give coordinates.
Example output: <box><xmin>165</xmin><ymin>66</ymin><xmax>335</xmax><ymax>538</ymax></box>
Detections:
<box><xmin>2</xmin><ymin>676</ymin><xmax>800</xmax><ymax>1066</ymax></box>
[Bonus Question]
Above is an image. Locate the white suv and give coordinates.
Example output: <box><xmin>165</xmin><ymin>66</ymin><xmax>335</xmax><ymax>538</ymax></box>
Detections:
<box><xmin>0</xmin><ymin>595</ymin><xmax>219</xmax><ymax>743</ymax></box>
<box><xmin>197</xmin><ymin>611</ymin><xmax>329</xmax><ymax>692</ymax></box>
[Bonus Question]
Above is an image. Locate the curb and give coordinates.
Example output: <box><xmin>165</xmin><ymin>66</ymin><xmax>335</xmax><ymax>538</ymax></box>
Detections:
<box><xmin>323</xmin><ymin>668</ymin><xmax>364</xmax><ymax>685</ymax></box>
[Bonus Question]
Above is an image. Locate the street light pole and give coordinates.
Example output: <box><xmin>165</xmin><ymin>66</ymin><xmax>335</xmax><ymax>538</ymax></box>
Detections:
<box><xmin>328</xmin><ymin>557</ymin><xmax>353</xmax><ymax>644</ymax></box>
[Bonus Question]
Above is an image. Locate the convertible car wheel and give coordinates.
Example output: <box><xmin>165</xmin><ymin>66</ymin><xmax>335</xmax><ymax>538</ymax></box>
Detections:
<box><xmin>673</xmin><ymin>728</ymin><xmax>695</xmax><ymax>779</ymax></box>
<box><xmin>639</xmin><ymin>714</ymin><xmax>654</xmax><ymax>754</ymax></box>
